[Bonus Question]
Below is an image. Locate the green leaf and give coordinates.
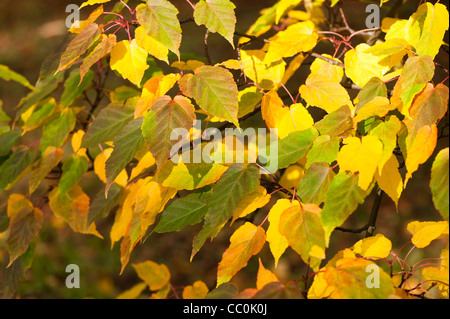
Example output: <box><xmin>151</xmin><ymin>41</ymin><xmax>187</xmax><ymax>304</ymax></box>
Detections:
<box><xmin>0</xmin><ymin>146</ymin><xmax>36</xmax><ymax>190</ymax></box>
<box><xmin>264</xmin><ymin>127</ymin><xmax>318</xmax><ymax>171</ymax></box>
<box><xmin>59</xmin><ymin>155</ymin><xmax>89</xmax><ymax>194</ymax></box>
<box><xmin>39</xmin><ymin>108</ymin><xmax>76</xmax><ymax>152</ymax></box>
<box><xmin>178</xmin><ymin>65</ymin><xmax>239</xmax><ymax>126</ymax></box>
<box><xmin>22</xmin><ymin>98</ymin><xmax>57</xmax><ymax>133</ymax></box>
<box><xmin>192</xmin><ymin>164</ymin><xmax>259</xmax><ymax>259</ymax></box>
<box><xmin>154</xmin><ymin>189</ymin><xmax>211</xmax><ymax>233</ymax></box>
<box><xmin>60</xmin><ymin>69</ymin><xmax>94</xmax><ymax>107</ymax></box>
<box><xmin>142</xmin><ymin>95</ymin><xmax>196</xmax><ymax>168</ymax></box>
<box><xmin>306</xmin><ymin>135</ymin><xmax>340</xmax><ymax>169</ymax></box>
<box><xmin>17</xmin><ymin>73</ymin><xmax>62</xmax><ymax>117</ymax></box>
<box><xmin>194</xmin><ymin>0</ymin><xmax>236</xmax><ymax>48</ymax></box>
<box><xmin>105</xmin><ymin>117</ymin><xmax>145</xmax><ymax>192</ymax></box>
<box><xmin>321</xmin><ymin>172</ymin><xmax>372</xmax><ymax>246</ymax></box>
<box><xmin>0</xmin><ymin>65</ymin><xmax>34</xmax><ymax>90</ymax></box>
<box><xmin>135</xmin><ymin>0</ymin><xmax>182</xmax><ymax>58</ymax></box>
<box><xmin>0</xmin><ymin>128</ymin><xmax>22</xmax><ymax>157</ymax></box>
<box><xmin>430</xmin><ymin>148</ymin><xmax>449</xmax><ymax>220</ymax></box>
<box><xmin>6</xmin><ymin>194</ymin><xmax>43</xmax><ymax>266</ymax></box>
<box><xmin>297</xmin><ymin>162</ymin><xmax>335</xmax><ymax>205</ymax></box>
<box><xmin>57</xmin><ymin>23</ymin><xmax>100</xmax><ymax>72</ymax></box>
<box><xmin>400</xmin><ymin>55</ymin><xmax>435</xmax><ymax>109</ymax></box>
<box><xmin>29</xmin><ymin>147</ymin><xmax>64</xmax><ymax>194</ymax></box>
<box><xmin>81</xmin><ymin>103</ymin><xmax>134</xmax><ymax>148</ymax></box>
<box><xmin>88</xmin><ymin>183</ymin><xmax>123</xmax><ymax>225</ymax></box>
<box><xmin>314</xmin><ymin>105</ymin><xmax>353</xmax><ymax>137</ymax></box>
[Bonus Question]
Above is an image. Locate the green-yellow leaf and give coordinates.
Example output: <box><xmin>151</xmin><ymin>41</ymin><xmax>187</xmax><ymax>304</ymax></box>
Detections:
<box><xmin>430</xmin><ymin>148</ymin><xmax>449</xmax><ymax>220</ymax></box>
<box><xmin>194</xmin><ymin>0</ymin><xmax>236</xmax><ymax>48</ymax></box>
<box><xmin>132</xmin><ymin>260</ymin><xmax>170</xmax><ymax>291</ymax></box>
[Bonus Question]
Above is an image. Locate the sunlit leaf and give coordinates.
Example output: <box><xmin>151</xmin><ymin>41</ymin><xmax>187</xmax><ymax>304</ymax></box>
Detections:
<box><xmin>132</xmin><ymin>260</ymin><xmax>170</xmax><ymax>291</ymax></box>
<box><xmin>407</xmin><ymin>221</ymin><xmax>449</xmax><ymax>248</ymax></box>
<box><xmin>351</xmin><ymin>234</ymin><xmax>392</xmax><ymax>259</ymax></box>
<box><xmin>430</xmin><ymin>148</ymin><xmax>449</xmax><ymax>220</ymax></box>
<box><xmin>183</xmin><ymin>280</ymin><xmax>209</xmax><ymax>299</ymax></box>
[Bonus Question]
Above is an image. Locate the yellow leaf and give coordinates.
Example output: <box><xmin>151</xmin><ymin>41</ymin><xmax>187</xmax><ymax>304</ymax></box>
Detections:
<box><xmin>132</xmin><ymin>260</ymin><xmax>171</xmax><ymax>291</ymax></box>
<box><xmin>375</xmin><ymin>154</ymin><xmax>402</xmax><ymax>209</ymax></box>
<box><xmin>217</xmin><ymin>222</ymin><xmax>266</xmax><ymax>287</ymax></box>
<box><xmin>422</xmin><ymin>244</ymin><xmax>449</xmax><ymax>298</ymax></box>
<box><xmin>134</xmin><ymin>73</ymin><xmax>180</xmax><ymax>118</ymax></box>
<box><xmin>352</xmin><ymin>234</ymin><xmax>392</xmax><ymax>259</ymax></box>
<box><xmin>309</xmin><ymin>245</ymin><xmax>325</xmax><ymax>260</ymax></box>
<box><xmin>299</xmin><ymin>75</ymin><xmax>353</xmax><ymax>113</ymax></box>
<box><xmin>264</xmin><ymin>21</ymin><xmax>318</xmax><ymax>65</ymax></box>
<box><xmin>281</xmin><ymin>53</ymin><xmax>306</xmax><ymax>85</ymax></box>
<box><xmin>182</xmin><ymin>280</ymin><xmax>209</xmax><ymax>299</ymax></box>
<box><xmin>150</xmin><ymin>283</ymin><xmax>170</xmax><ymax>299</ymax></box>
<box><xmin>240</xmin><ymin>49</ymin><xmax>286</xmax><ymax>90</ymax></box>
<box><xmin>307</xmin><ymin>267</ymin><xmax>334</xmax><ymax>299</ymax></box>
<box><xmin>110</xmin><ymin>39</ymin><xmax>149</xmax><ymax>87</ymax></box>
<box><xmin>266</xmin><ymin>199</ymin><xmax>300</xmax><ymax>267</ymax></box>
<box><xmin>171</xmin><ymin>60</ymin><xmax>205</xmax><ymax>71</ymax></box>
<box><xmin>69</xmin><ymin>5</ymin><xmax>104</xmax><ymax>34</ymax></box>
<box><xmin>384</xmin><ymin>19</ymin><xmax>408</xmax><ymax>41</ymax></box>
<box><xmin>309</xmin><ymin>54</ymin><xmax>344</xmax><ymax>83</ymax></box>
<box><xmin>353</xmin><ymin>96</ymin><xmax>396</xmax><ymax>128</ymax></box>
<box><xmin>256</xmin><ymin>258</ymin><xmax>279</xmax><ymax>290</ymax></box>
<box><xmin>129</xmin><ymin>151</ymin><xmax>156</xmax><ymax>181</ymax></box>
<box><xmin>261</xmin><ymin>91</ymin><xmax>314</xmax><ymax>139</ymax></box>
<box><xmin>71</xmin><ymin>129</ymin><xmax>87</xmax><ymax>157</ymax></box>
<box><xmin>94</xmin><ymin>148</ymin><xmax>128</xmax><ymax>187</ymax></box>
<box><xmin>134</xmin><ymin>26</ymin><xmax>169</xmax><ymax>64</ymax></box>
<box><xmin>404</xmin><ymin>124</ymin><xmax>437</xmax><ymax>186</ymax></box>
<box><xmin>407</xmin><ymin>221</ymin><xmax>449</xmax><ymax>248</ymax></box>
<box><xmin>275</xmin><ymin>0</ymin><xmax>302</xmax><ymax>23</ymax></box>
<box><xmin>79</xmin><ymin>0</ymin><xmax>110</xmax><ymax>9</ymax></box>
<box><xmin>337</xmin><ymin>135</ymin><xmax>383</xmax><ymax>191</ymax></box>
<box><xmin>231</xmin><ymin>185</ymin><xmax>271</xmax><ymax>224</ymax></box>
<box><xmin>216</xmin><ymin>59</ymin><xmax>244</xmax><ymax>70</ymax></box>
<box><xmin>279</xmin><ymin>164</ymin><xmax>304</xmax><ymax>189</ymax></box>
<box><xmin>344</xmin><ymin>43</ymin><xmax>390</xmax><ymax>88</ymax></box>
<box><xmin>116</xmin><ymin>282</ymin><xmax>147</xmax><ymax>299</ymax></box>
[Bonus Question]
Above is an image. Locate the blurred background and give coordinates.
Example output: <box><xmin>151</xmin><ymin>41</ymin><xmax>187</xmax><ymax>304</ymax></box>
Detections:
<box><xmin>0</xmin><ymin>0</ymin><xmax>448</xmax><ymax>298</ymax></box>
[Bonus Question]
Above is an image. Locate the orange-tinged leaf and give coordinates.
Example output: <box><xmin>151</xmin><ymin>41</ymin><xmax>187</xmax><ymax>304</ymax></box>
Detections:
<box><xmin>337</xmin><ymin>135</ymin><xmax>383</xmax><ymax>191</ymax></box>
<box><xmin>6</xmin><ymin>194</ymin><xmax>43</xmax><ymax>266</ymax></box>
<box><xmin>407</xmin><ymin>221</ymin><xmax>449</xmax><ymax>248</ymax></box>
<box><xmin>404</xmin><ymin>124</ymin><xmax>437</xmax><ymax>185</ymax></box>
<box><xmin>279</xmin><ymin>203</ymin><xmax>326</xmax><ymax>271</ymax></box>
<box><xmin>344</xmin><ymin>43</ymin><xmax>389</xmax><ymax>88</ymax></box>
<box><xmin>80</xmin><ymin>34</ymin><xmax>117</xmax><ymax>82</ymax></box>
<box><xmin>264</xmin><ymin>21</ymin><xmax>318</xmax><ymax>64</ymax></box>
<box><xmin>182</xmin><ymin>280</ymin><xmax>209</xmax><ymax>299</ymax></box>
<box><xmin>132</xmin><ymin>260</ymin><xmax>170</xmax><ymax>291</ymax></box>
<box><xmin>375</xmin><ymin>154</ymin><xmax>403</xmax><ymax>209</ymax></box>
<box><xmin>48</xmin><ymin>184</ymin><xmax>101</xmax><ymax>237</ymax></box>
<box><xmin>217</xmin><ymin>222</ymin><xmax>266</xmax><ymax>287</ymax></box>
<box><xmin>351</xmin><ymin>234</ymin><xmax>392</xmax><ymax>259</ymax></box>
<box><xmin>110</xmin><ymin>39</ymin><xmax>149</xmax><ymax>87</ymax></box>
<box><xmin>256</xmin><ymin>258</ymin><xmax>279</xmax><ymax>290</ymax></box>
<box><xmin>266</xmin><ymin>199</ymin><xmax>299</xmax><ymax>267</ymax></box>
<box><xmin>134</xmin><ymin>73</ymin><xmax>180</xmax><ymax>118</ymax></box>
<box><xmin>57</xmin><ymin>23</ymin><xmax>100</xmax><ymax>72</ymax></box>
<box><xmin>134</xmin><ymin>26</ymin><xmax>169</xmax><ymax>64</ymax></box>
<box><xmin>231</xmin><ymin>185</ymin><xmax>270</xmax><ymax>224</ymax></box>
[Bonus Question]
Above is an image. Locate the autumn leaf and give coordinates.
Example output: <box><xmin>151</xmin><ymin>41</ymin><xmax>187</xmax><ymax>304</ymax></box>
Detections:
<box><xmin>178</xmin><ymin>65</ymin><xmax>239</xmax><ymax>126</ymax></box>
<box><xmin>256</xmin><ymin>258</ymin><xmax>279</xmax><ymax>290</ymax></box>
<box><xmin>6</xmin><ymin>194</ymin><xmax>43</xmax><ymax>266</ymax></box>
<box><xmin>407</xmin><ymin>221</ymin><xmax>449</xmax><ymax>248</ymax></box>
<box><xmin>297</xmin><ymin>162</ymin><xmax>335</xmax><ymax>206</ymax></box>
<box><xmin>375</xmin><ymin>154</ymin><xmax>403</xmax><ymax>209</ymax></box>
<box><xmin>110</xmin><ymin>39</ymin><xmax>149</xmax><ymax>87</ymax></box>
<box><xmin>194</xmin><ymin>0</ymin><xmax>236</xmax><ymax>48</ymax></box>
<box><xmin>80</xmin><ymin>34</ymin><xmax>116</xmax><ymax>82</ymax></box>
<box><xmin>430</xmin><ymin>148</ymin><xmax>449</xmax><ymax>220</ymax></box>
<box><xmin>134</xmin><ymin>26</ymin><xmax>169</xmax><ymax>64</ymax></box>
<box><xmin>217</xmin><ymin>222</ymin><xmax>266</xmax><ymax>287</ymax></box>
<box><xmin>337</xmin><ymin>135</ymin><xmax>383</xmax><ymax>191</ymax></box>
<box><xmin>132</xmin><ymin>260</ymin><xmax>170</xmax><ymax>291</ymax></box>
<box><xmin>183</xmin><ymin>280</ymin><xmax>209</xmax><ymax>299</ymax></box>
<box><xmin>351</xmin><ymin>234</ymin><xmax>392</xmax><ymax>259</ymax></box>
